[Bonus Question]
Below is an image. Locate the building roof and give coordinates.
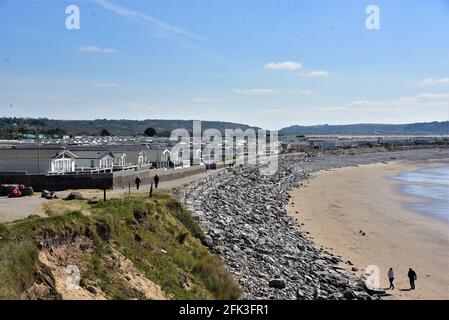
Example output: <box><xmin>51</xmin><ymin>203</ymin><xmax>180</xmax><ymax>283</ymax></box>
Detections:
<box><xmin>68</xmin><ymin>144</ymin><xmax>149</xmax><ymax>152</ymax></box>
<box><xmin>112</xmin><ymin>152</ymin><xmax>126</xmax><ymax>158</ymax></box>
<box><xmin>72</xmin><ymin>150</ymin><xmax>114</xmax><ymax>160</ymax></box>
<box><xmin>0</xmin><ymin>144</ymin><xmax>63</xmax><ymax>149</ymax></box>
<box><xmin>0</xmin><ymin>148</ymin><xmax>76</xmax><ymax>159</ymax></box>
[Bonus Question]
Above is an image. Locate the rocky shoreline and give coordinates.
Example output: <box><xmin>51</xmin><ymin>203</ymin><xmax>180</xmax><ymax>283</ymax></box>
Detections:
<box><xmin>174</xmin><ymin>148</ymin><xmax>449</xmax><ymax>300</ymax></box>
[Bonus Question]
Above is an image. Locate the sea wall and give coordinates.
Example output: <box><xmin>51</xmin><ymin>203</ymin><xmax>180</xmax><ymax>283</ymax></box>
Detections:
<box><xmin>0</xmin><ymin>171</ymin><xmax>113</xmax><ymax>191</ymax></box>
<box><xmin>0</xmin><ymin>164</ymin><xmax>214</xmax><ymax>192</ymax></box>
<box><xmin>112</xmin><ymin>165</ymin><xmax>208</xmax><ymax>189</ymax></box>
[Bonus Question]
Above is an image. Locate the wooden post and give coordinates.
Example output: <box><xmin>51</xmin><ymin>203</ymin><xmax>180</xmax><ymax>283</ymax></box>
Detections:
<box><xmin>103</xmin><ymin>189</ymin><xmax>106</xmax><ymax>202</ymax></box>
<box><xmin>149</xmin><ymin>182</ymin><xmax>153</xmax><ymax>198</ymax></box>
<box><xmin>128</xmin><ymin>182</ymin><xmax>131</xmax><ymax>195</ymax></box>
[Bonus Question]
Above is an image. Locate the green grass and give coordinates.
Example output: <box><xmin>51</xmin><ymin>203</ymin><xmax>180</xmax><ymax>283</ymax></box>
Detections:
<box><xmin>0</xmin><ymin>191</ymin><xmax>241</xmax><ymax>300</ymax></box>
<box><xmin>0</xmin><ymin>211</ymin><xmax>89</xmax><ymax>299</ymax></box>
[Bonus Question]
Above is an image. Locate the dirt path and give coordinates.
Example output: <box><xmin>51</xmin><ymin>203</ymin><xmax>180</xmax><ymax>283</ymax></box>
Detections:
<box><xmin>0</xmin><ymin>195</ymin><xmax>48</xmax><ymax>223</ymax></box>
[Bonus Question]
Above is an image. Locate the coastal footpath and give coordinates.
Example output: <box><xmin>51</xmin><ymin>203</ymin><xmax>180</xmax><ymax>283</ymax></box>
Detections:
<box><xmin>176</xmin><ymin>148</ymin><xmax>449</xmax><ymax>300</ymax></box>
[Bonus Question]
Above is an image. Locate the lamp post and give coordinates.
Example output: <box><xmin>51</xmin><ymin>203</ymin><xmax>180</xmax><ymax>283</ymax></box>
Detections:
<box><xmin>157</xmin><ymin>144</ymin><xmax>159</xmax><ymax>169</ymax></box>
<box><xmin>36</xmin><ymin>128</ymin><xmax>40</xmax><ymax>173</ymax></box>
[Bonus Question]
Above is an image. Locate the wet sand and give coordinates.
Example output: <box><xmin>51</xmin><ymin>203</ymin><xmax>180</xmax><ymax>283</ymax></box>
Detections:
<box><xmin>288</xmin><ymin>160</ymin><xmax>449</xmax><ymax>300</ymax></box>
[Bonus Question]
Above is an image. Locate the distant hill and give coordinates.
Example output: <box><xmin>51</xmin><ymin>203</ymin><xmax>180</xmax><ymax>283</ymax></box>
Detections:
<box><xmin>0</xmin><ymin>118</ymin><xmax>258</xmax><ymax>137</ymax></box>
<box><xmin>280</xmin><ymin>121</ymin><xmax>449</xmax><ymax>135</ymax></box>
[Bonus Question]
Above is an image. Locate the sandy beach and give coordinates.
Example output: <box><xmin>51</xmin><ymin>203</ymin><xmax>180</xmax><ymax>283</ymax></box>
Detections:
<box><xmin>288</xmin><ymin>160</ymin><xmax>449</xmax><ymax>300</ymax></box>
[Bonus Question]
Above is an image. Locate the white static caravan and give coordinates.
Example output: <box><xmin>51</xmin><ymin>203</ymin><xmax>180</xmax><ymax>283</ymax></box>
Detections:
<box><xmin>112</xmin><ymin>152</ymin><xmax>127</xmax><ymax>167</ymax></box>
<box><xmin>0</xmin><ymin>147</ymin><xmax>77</xmax><ymax>174</ymax></box>
<box><xmin>73</xmin><ymin>150</ymin><xmax>115</xmax><ymax>172</ymax></box>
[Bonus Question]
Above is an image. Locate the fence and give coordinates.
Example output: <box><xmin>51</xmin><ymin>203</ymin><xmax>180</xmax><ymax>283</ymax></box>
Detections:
<box><xmin>112</xmin><ymin>165</ymin><xmax>207</xmax><ymax>189</ymax></box>
<box><xmin>0</xmin><ymin>171</ymin><xmax>113</xmax><ymax>191</ymax></box>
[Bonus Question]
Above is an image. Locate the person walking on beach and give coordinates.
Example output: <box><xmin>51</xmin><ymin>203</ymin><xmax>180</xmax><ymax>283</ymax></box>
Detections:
<box><xmin>388</xmin><ymin>267</ymin><xmax>395</xmax><ymax>290</ymax></box>
<box><xmin>408</xmin><ymin>268</ymin><xmax>417</xmax><ymax>290</ymax></box>
<box><xmin>135</xmin><ymin>175</ymin><xmax>142</xmax><ymax>190</ymax></box>
<box><xmin>154</xmin><ymin>174</ymin><xmax>160</xmax><ymax>189</ymax></box>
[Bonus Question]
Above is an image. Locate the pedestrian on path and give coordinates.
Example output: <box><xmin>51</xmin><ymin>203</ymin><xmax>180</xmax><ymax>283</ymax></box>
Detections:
<box><xmin>388</xmin><ymin>267</ymin><xmax>395</xmax><ymax>290</ymax></box>
<box><xmin>135</xmin><ymin>175</ymin><xmax>142</xmax><ymax>190</ymax></box>
<box><xmin>154</xmin><ymin>174</ymin><xmax>160</xmax><ymax>188</ymax></box>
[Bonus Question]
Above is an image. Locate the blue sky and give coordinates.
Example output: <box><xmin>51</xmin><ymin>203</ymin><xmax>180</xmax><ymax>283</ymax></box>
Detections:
<box><xmin>1</xmin><ymin>0</ymin><xmax>448</xmax><ymax>129</ymax></box>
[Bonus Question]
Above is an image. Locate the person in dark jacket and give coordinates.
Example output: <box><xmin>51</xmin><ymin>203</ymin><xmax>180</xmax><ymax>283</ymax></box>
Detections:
<box><xmin>154</xmin><ymin>174</ymin><xmax>160</xmax><ymax>189</ymax></box>
<box><xmin>408</xmin><ymin>268</ymin><xmax>417</xmax><ymax>290</ymax></box>
<box><xmin>388</xmin><ymin>267</ymin><xmax>395</xmax><ymax>290</ymax></box>
<box><xmin>135</xmin><ymin>175</ymin><xmax>142</xmax><ymax>190</ymax></box>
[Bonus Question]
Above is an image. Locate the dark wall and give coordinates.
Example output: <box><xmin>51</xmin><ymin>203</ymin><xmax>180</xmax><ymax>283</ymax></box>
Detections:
<box><xmin>112</xmin><ymin>166</ymin><xmax>207</xmax><ymax>189</ymax></box>
<box><xmin>0</xmin><ymin>172</ymin><xmax>113</xmax><ymax>191</ymax></box>
<box><xmin>1</xmin><ymin>165</ymin><xmax>210</xmax><ymax>192</ymax></box>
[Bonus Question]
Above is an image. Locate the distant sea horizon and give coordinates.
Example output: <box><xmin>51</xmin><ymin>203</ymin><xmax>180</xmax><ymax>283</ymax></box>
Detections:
<box><xmin>391</xmin><ymin>165</ymin><xmax>449</xmax><ymax>223</ymax></box>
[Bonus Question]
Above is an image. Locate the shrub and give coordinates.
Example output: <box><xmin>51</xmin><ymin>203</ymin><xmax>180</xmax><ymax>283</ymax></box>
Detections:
<box><xmin>193</xmin><ymin>255</ymin><xmax>241</xmax><ymax>300</ymax></box>
<box><xmin>177</xmin><ymin>232</ymin><xmax>189</xmax><ymax>244</ymax></box>
<box><xmin>165</xmin><ymin>199</ymin><xmax>203</xmax><ymax>240</ymax></box>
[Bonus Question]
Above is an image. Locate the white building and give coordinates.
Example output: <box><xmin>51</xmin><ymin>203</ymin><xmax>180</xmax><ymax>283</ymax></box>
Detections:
<box><xmin>73</xmin><ymin>151</ymin><xmax>115</xmax><ymax>172</ymax></box>
<box><xmin>68</xmin><ymin>145</ymin><xmax>149</xmax><ymax>165</ymax></box>
<box><xmin>112</xmin><ymin>152</ymin><xmax>127</xmax><ymax>167</ymax></box>
<box><xmin>0</xmin><ymin>147</ymin><xmax>77</xmax><ymax>174</ymax></box>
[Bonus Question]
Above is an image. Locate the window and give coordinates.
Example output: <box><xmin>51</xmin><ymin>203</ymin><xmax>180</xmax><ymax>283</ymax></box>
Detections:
<box><xmin>52</xmin><ymin>158</ymin><xmax>71</xmax><ymax>173</ymax></box>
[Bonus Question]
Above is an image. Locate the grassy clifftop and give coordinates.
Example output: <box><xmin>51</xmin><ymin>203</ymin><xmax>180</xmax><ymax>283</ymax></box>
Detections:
<box><xmin>0</xmin><ymin>192</ymin><xmax>240</xmax><ymax>300</ymax></box>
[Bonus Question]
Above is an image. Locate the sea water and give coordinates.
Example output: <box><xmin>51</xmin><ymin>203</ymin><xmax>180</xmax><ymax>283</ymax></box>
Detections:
<box><xmin>391</xmin><ymin>165</ymin><xmax>449</xmax><ymax>222</ymax></box>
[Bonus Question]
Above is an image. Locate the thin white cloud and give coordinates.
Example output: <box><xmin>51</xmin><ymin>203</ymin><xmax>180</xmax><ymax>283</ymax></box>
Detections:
<box><xmin>302</xmin><ymin>70</ymin><xmax>329</xmax><ymax>77</ymax></box>
<box><xmin>126</xmin><ymin>102</ymin><xmax>143</xmax><ymax>107</ymax></box>
<box><xmin>94</xmin><ymin>0</ymin><xmax>204</xmax><ymax>42</ymax></box>
<box><xmin>192</xmin><ymin>97</ymin><xmax>223</xmax><ymax>103</ymax></box>
<box><xmin>348</xmin><ymin>93</ymin><xmax>449</xmax><ymax>109</ymax></box>
<box><xmin>200</xmin><ymin>72</ymin><xmax>236</xmax><ymax>80</ymax></box>
<box><xmin>299</xmin><ymin>89</ymin><xmax>314</xmax><ymax>96</ymax></box>
<box><xmin>234</xmin><ymin>88</ymin><xmax>313</xmax><ymax>96</ymax></box>
<box><xmin>122</xmin><ymin>102</ymin><xmax>155</xmax><ymax>111</ymax></box>
<box><xmin>258</xmin><ymin>109</ymin><xmax>290</xmax><ymax>115</ymax></box>
<box><xmin>415</xmin><ymin>93</ymin><xmax>449</xmax><ymax>102</ymax></box>
<box><xmin>315</xmin><ymin>106</ymin><xmax>347</xmax><ymax>112</ymax></box>
<box><xmin>94</xmin><ymin>82</ymin><xmax>120</xmax><ymax>88</ymax></box>
<box><xmin>79</xmin><ymin>46</ymin><xmax>117</xmax><ymax>54</ymax></box>
<box><xmin>264</xmin><ymin>61</ymin><xmax>302</xmax><ymax>71</ymax></box>
<box><xmin>234</xmin><ymin>88</ymin><xmax>278</xmax><ymax>95</ymax></box>
<box><xmin>421</xmin><ymin>77</ymin><xmax>449</xmax><ymax>85</ymax></box>
<box><xmin>284</xmin><ymin>89</ymin><xmax>315</xmax><ymax>96</ymax></box>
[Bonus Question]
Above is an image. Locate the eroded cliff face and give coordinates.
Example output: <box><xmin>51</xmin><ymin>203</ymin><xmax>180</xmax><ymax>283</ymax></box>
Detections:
<box><xmin>24</xmin><ymin>236</ymin><xmax>166</xmax><ymax>300</ymax></box>
<box><xmin>0</xmin><ymin>194</ymin><xmax>240</xmax><ymax>300</ymax></box>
